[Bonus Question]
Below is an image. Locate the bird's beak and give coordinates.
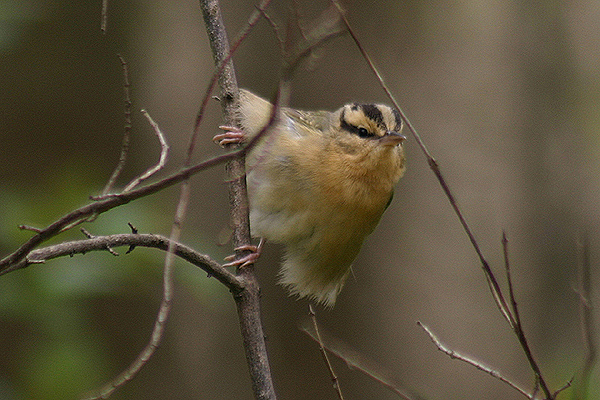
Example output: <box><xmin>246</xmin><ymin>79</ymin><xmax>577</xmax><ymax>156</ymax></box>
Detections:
<box><xmin>379</xmin><ymin>131</ymin><xmax>406</xmax><ymax>146</ymax></box>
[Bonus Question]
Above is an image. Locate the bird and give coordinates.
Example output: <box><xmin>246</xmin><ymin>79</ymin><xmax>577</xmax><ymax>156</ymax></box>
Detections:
<box><xmin>214</xmin><ymin>89</ymin><xmax>407</xmax><ymax>307</ymax></box>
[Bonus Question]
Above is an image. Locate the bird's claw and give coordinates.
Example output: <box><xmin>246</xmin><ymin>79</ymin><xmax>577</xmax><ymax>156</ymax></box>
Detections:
<box><xmin>213</xmin><ymin>125</ymin><xmax>246</xmax><ymax>147</ymax></box>
<box><xmin>222</xmin><ymin>239</ymin><xmax>264</xmax><ymax>268</ymax></box>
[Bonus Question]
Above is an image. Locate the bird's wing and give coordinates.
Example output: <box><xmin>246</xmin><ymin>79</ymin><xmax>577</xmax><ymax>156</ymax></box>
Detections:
<box><xmin>282</xmin><ymin>108</ymin><xmax>332</xmax><ymax>138</ymax></box>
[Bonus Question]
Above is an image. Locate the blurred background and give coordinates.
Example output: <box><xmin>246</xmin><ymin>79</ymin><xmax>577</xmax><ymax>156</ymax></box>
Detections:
<box><xmin>1</xmin><ymin>0</ymin><xmax>599</xmax><ymax>399</ymax></box>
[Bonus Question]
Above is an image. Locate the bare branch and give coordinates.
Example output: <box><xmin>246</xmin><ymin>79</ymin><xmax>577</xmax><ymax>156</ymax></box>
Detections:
<box><xmin>122</xmin><ymin>109</ymin><xmax>170</xmax><ymax>192</ymax></box>
<box><xmin>329</xmin><ymin>2</ymin><xmax>562</xmax><ymax>397</ymax></box>
<box><xmin>301</xmin><ymin>320</ymin><xmax>422</xmax><ymax>400</ymax></box>
<box><xmin>329</xmin><ymin>0</ymin><xmax>516</xmax><ymax>331</ymax></box>
<box><xmin>11</xmin><ymin>233</ymin><xmax>242</xmax><ymax>292</ymax></box>
<box><xmin>100</xmin><ymin>0</ymin><xmax>108</xmax><ymax>33</ymax></box>
<box><xmin>417</xmin><ymin>321</ymin><xmax>533</xmax><ymax>399</ymax></box>
<box><xmin>309</xmin><ymin>305</ymin><xmax>345</xmax><ymax>400</ymax></box>
<box><xmin>199</xmin><ymin>1</ymin><xmax>276</xmax><ymax>400</ymax></box>
<box><xmin>502</xmin><ymin>231</ymin><xmax>519</xmax><ymax>328</ymax></box>
<box><xmin>502</xmin><ymin>233</ymin><xmax>553</xmax><ymax>397</ymax></box>
<box><xmin>102</xmin><ymin>54</ymin><xmax>133</xmax><ymax>195</ymax></box>
<box><xmin>575</xmin><ymin>234</ymin><xmax>597</xmax><ymax>398</ymax></box>
<box><xmin>0</xmin><ymin>146</ymin><xmax>245</xmax><ymax>275</ymax></box>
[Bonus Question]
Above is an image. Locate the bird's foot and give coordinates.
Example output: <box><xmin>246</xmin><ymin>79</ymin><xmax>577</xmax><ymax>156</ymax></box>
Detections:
<box><xmin>223</xmin><ymin>238</ymin><xmax>265</xmax><ymax>268</ymax></box>
<box><xmin>213</xmin><ymin>125</ymin><xmax>246</xmax><ymax>147</ymax></box>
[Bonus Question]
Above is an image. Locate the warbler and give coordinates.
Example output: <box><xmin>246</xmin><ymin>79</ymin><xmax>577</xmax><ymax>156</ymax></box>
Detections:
<box><xmin>215</xmin><ymin>89</ymin><xmax>406</xmax><ymax>307</ymax></box>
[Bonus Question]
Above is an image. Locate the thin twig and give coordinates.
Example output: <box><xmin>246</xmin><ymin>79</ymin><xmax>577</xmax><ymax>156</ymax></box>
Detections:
<box><xmin>329</xmin><ymin>0</ymin><xmax>515</xmax><ymax>330</ymax></box>
<box><xmin>552</xmin><ymin>378</ymin><xmax>573</xmax><ymax>398</ymax></box>
<box><xmin>101</xmin><ymin>175</ymin><xmax>194</xmax><ymax>398</ymax></box>
<box><xmin>417</xmin><ymin>321</ymin><xmax>533</xmax><ymax>399</ymax></box>
<box><xmin>103</xmin><ymin>54</ymin><xmax>133</xmax><ymax>195</ymax></box>
<box><xmin>309</xmin><ymin>304</ymin><xmax>345</xmax><ymax>400</ymax></box>
<box><xmin>502</xmin><ymin>232</ymin><xmax>553</xmax><ymax>397</ymax></box>
<box><xmin>502</xmin><ymin>232</ymin><xmax>519</xmax><ymax>327</ymax></box>
<box><xmin>575</xmin><ymin>233</ymin><xmax>596</xmax><ymax>398</ymax></box>
<box><xmin>330</xmin><ymin>1</ymin><xmax>559</xmax><ymax>397</ymax></box>
<box><xmin>100</xmin><ymin>0</ymin><xmax>108</xmax><ymax>33</ymax></box>
<box><xmin>84</xmin><ymin>226</ymin><xmax>181</xmax><ymax>400</ymax></box>
<box><xmin>189</xmin><ymin>0</ymin><xmax>274</xmax><ymax>163</ymax></box>
<box><xmin>87</xmin><ymin>109</ymin><xmax>175</xmax><ymax>398</ymax></box>
<box><xmin>300</xmin><ymin>320</ymin><xmax>423</xmax><ymax>400</ymax></box>
<box><xmin>18</xmin><ymin>225</ymin><xmax>43</xmax><ymax>233</ymax></box>
<box><xmin>80</xmin><ymin>228</ymin><xmax>119</xmax><ymax>256</ymax></box>
<box><xmin>258</xmin><ymin>9</ymin><xmax>284</xmax><ymax>49</ymax></box>
<box><xmin>122</xmin><ymin>109</ymin><xmax>169</xmax><ymax>192</ymax></box>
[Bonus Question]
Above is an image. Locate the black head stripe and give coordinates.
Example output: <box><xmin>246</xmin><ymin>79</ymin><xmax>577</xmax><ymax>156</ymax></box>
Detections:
<box><xmin>392</xmin><ymin>108</ymin><xmax>403</xmax><ymax>130</ymax></box>
<box><xmin>340</xmin><ymin>107</ymin><xmax>373</xmax><ymax>138</ymax></box>
<box><xmin>360</xmin><ymin>104</ymin><xmax>384</xmax><ymax>128</ymax></box>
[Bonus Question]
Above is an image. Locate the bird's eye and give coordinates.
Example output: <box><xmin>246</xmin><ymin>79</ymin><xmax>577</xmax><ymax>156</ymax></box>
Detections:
<box><xmin>358</xmin><ymin>127</ymin><xmax>370</xmax><ymax>138</ymax></box>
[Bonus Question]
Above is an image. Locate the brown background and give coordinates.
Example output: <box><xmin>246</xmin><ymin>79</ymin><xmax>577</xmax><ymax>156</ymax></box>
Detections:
<box><xmin>1</xmin><ymin>0</ymin><xmax>599</xmax><ymax>399</ymax></box>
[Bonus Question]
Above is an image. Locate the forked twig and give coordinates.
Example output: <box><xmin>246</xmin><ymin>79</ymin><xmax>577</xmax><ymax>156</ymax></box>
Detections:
<box><xmin>417</xmin><ymin>321</ymin><xmax>533</xmax><ymax>398</ymax></box>
<box><xmin>102</xmin><ymin>54</ymin><xmax>133</xmax><ymax>195</ymax></box>
<box><xmin>122</xmin><ymin>109</ymin><xmax>169</xmax><ymax>192</ymax></box>
<box><xmin>502</xmin><ymin>233</ymin><xmax>553</xmax><ymax>396</ymax></box>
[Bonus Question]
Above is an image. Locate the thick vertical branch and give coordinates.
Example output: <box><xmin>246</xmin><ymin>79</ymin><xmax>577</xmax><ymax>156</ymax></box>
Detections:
<box><xmin>198</xmin><ymin>1</ymin><xmax>276</xmax><ymax>399</ymax></box>
<box><xmin>199</xmin><ymin>2</ymin><xmax>248</xmax><ymax>247</ymax></box>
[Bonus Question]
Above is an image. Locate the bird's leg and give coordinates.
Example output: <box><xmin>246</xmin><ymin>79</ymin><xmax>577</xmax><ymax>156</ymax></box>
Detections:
<box><xmin>223</xmin><ymin>238</ymin><xmax>265</xmax><ymax>268</ymax></box>
<box><xmin>213</xmin><ymin>125</ymin><xmax>246</xmax><ymax>147</ymax></box>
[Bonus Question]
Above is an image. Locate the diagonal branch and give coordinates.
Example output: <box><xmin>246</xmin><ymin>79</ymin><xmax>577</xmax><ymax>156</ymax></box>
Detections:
<box><xmin>301</xmin><ymin>318</ymin><xmax>423</xmax><ymax>400</ymax></box>
<box><xmin>0</xmin><ymin>148</ymin><xmax>244</xmax><ymax>275</ymax></box>
<box><xmin>327</xmin><ymin>2</ymin><xmax>555</xmax><ymax>398</ymax></box>
<box><xmin>575</xmin><ymin>233</ymin><xmax>597</xmax><ymax>398</ymax></box>
<box><xmin>309</xmin><ymin>304</ymin><xmax>345</xmax><ymax>400</ymax></box>
<box><xmin>418</xmin><ymin>321</ymin><xmax>533</xmax><ymax>399</ymax></box>
<box><xmin>329</xmin><ymin>0</ymin><xmax>515</xmax><ymax>330</ymax></box>
<box><xmin>502</xmin><ymin>233</ymin><xmax>553</xmax><ymax>397</ymax></box>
